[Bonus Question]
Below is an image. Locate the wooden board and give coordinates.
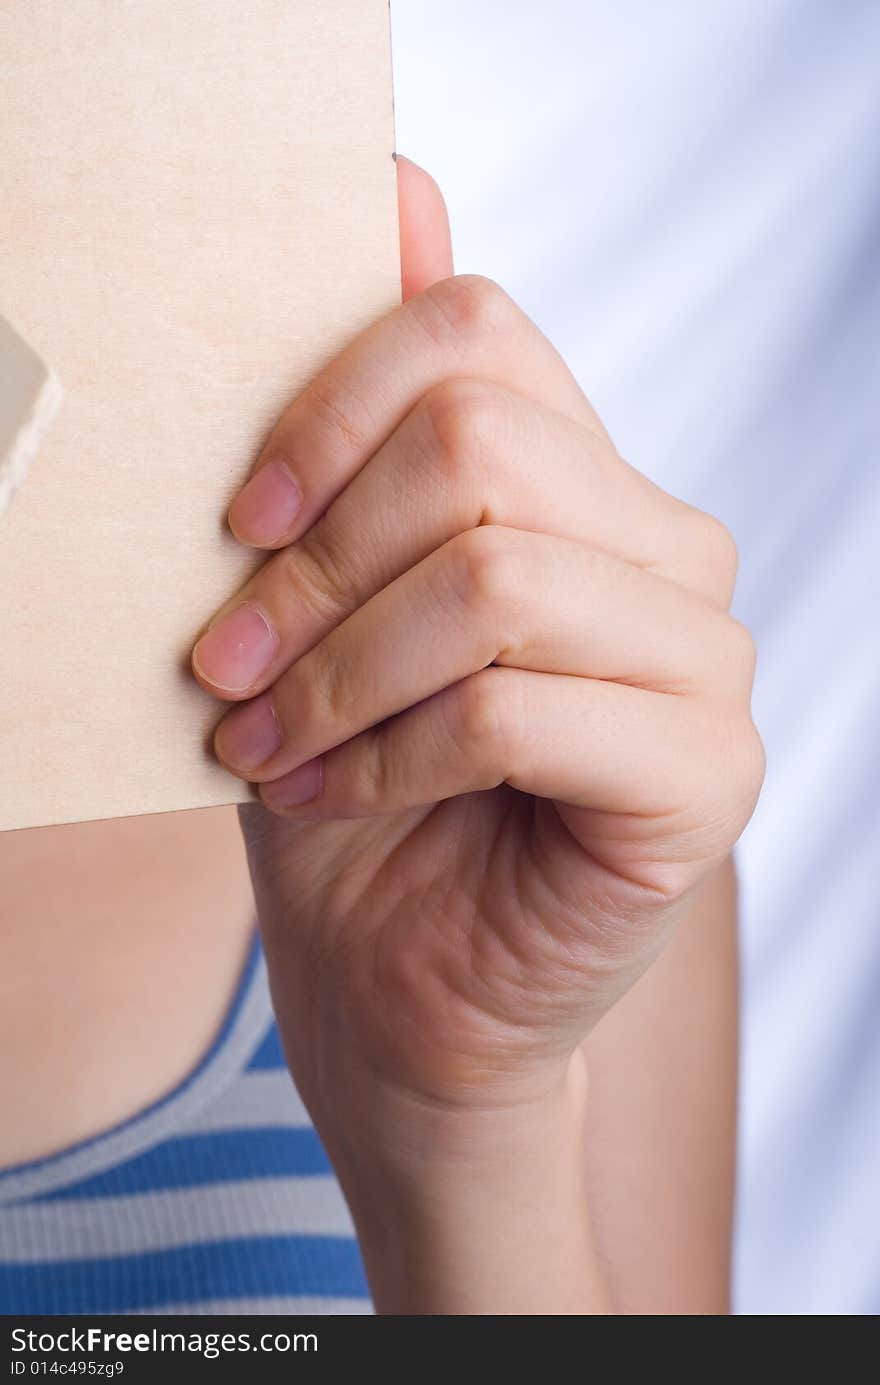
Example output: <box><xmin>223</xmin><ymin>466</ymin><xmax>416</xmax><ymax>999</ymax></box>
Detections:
<box><xmin>0</xmin><ymin>0</ymin><xmax>400</xmax><ymax>831</ymax></box>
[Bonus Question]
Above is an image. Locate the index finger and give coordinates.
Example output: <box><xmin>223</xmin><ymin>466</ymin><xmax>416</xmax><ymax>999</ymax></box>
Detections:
<box><xmin>228</xmin><ymin>279</ymin><xmax>607</xmax><ymax>553</ymax></box>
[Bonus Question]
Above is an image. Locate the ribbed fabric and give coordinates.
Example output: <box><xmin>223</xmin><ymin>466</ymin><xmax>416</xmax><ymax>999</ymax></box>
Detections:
<box><xmin>0</xmin><ymin>935</ymin><xmax>371</xmax><ymax>1315</ymax></box>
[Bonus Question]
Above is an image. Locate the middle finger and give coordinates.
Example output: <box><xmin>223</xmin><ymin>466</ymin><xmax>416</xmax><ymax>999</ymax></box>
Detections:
<box><xmin>192</xmin><ymin>380</ymin><xmax>698</xmax><ymax>701</ymax></box>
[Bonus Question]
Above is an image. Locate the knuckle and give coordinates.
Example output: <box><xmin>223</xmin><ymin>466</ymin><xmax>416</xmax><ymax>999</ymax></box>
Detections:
<box><xmin>305</xmin><ymin>381</ymin><xmax>371</xmax><ymax>456</ymax></box>
<box><xmin>452</xmin><ymin>668</ymin><xmax>522</xmax><ymax>769</ymax></box>
<box><xmin>726</xmin><ymin>616</ymin><xmax>758</xmax><ymax>686</ymax></box>
<box><xmin>290</xmin><ymin>629</ymin><xmax>357</xmax><ymax>738</ymax></box>
<box><xmin>307</xmin><ymin>637</ymin><xmax>350</xmax><ymax>724</ymax></box>
<box><xmin>448</xmin><ymin>525</ymin><xmax>529</xmax><ymax>617</ymax></box>
<box><xmin>707</xmin><ymin>712</ymin><xmax>766</xmax><ymax>835</ymax></box>
<box><xmin>419</xmin><ymin>377</ymin><xmax>505</xmax><ymax>483</ymax></box>
<box><xmin>740</xmin><ymin>718</ymin><xmax>767</xmax><ymax>801</ymax></box>
<box><xmin>419</xmin><ymin>274</ymin><xmax>515</xmax><ymax>350</ymax></box>
<box><xmin>280</xmin><ymin>525</ymin><xmax>355</xmax><ymax>627</ymax></box>
<box><xmin>346</xmin><ymin>730</ymin><xmax>389</xmax><ymax>812</ymax></box>
<box><xmin>699</xmin><ymin>512</ymin><xmax>740</xmax><ymax>601</ymax></box>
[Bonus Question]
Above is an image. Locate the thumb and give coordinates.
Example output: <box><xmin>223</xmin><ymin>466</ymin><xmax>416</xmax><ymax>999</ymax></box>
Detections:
<box><xmin>396</xmin><ymin>154</ymin><xmax>454</xmax><ymax>300</ymax></box>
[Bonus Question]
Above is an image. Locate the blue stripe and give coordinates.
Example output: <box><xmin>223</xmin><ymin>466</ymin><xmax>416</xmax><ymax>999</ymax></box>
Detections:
<box><xmin>37</xmin><ymin>1129</ymin><xmax>333</xmax><ymax>1201</ymax></box>
<box><xmin>0</xmin><ymin>1236</ymin><xmax>369</xmax><ymax>1314</ymax></box>
<box><xmin>246</xmin><ymin>1022</ymin><xmax>288</xmax><ymax>1071</ymax></box>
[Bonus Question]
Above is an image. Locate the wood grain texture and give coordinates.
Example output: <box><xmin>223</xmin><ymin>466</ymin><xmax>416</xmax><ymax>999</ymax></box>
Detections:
<box><xmin>0</xmin><ymin>0</ymin><xmax>400</xmax><ymax>831</ymax></box>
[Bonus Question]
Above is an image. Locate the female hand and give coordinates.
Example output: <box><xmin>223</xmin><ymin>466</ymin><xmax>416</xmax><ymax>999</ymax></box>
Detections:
<box><xmin>191</xmin><ymin>158</ymin><xmax>763</xmax><ymax>1310</ymax></box>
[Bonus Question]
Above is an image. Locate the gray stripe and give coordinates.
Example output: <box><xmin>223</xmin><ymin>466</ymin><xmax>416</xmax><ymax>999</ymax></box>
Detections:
<box><xmin>1</xmin><ymin>1176</ymin><xmax>355</xmax><ymax>1263</ymax></box>
<box><xmin>0</xmin><ymin>942</ymin><xmax>274</xmax><ymax>1206</ymax></box>
<box><xmin>186</xmin><ymin>1069</ymin><xmax>311</xmax><ymax>1132</ymax></box>
<box><xmin>138</xmin><ymin>1296</ymin><xmax>373</xmax><ymax>1315</ymax></box>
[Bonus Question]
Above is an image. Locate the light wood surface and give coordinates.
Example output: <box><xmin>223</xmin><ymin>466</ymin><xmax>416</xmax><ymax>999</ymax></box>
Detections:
<box><xmin>0</xmin><ymin>1</ymin><xmax>400</xmax><ymax>831</ymax></box>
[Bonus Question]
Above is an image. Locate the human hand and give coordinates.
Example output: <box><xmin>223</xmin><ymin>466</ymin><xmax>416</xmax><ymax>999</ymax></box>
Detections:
<box><xmin>191</xmin><ymin>159</ymin><xmax>763</xmax><ymax>1159</ymax></box>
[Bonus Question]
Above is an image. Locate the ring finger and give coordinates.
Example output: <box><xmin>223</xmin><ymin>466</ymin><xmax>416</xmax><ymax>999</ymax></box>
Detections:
<box><xmin>212</xmin><ymin>525</ymin><xmax>744</xmax><ymax>784</ymax></box>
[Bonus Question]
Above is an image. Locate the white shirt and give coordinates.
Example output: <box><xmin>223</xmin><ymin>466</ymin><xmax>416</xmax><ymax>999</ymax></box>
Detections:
<box><xmin>391</xmin><ymin>0</ymin><xmax>880</xmax><ymax>1315</ymax></box>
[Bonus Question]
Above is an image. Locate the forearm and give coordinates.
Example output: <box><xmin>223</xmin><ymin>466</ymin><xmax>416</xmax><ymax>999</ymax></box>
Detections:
<box><xmin>325</xmin><ymin>1055</ymin><xmax>613</xmax><ymax>1315</ymax></box>
<box><xmin>581</xmin><ymin>858</ymin><xmax>738</xmax><ymax>1313</ymax></box>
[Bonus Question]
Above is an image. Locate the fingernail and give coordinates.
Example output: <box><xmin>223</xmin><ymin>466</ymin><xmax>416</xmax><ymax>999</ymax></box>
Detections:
<box><xmin>228</xmin><ymin>459</ymin><xmax>302</xmax><ymax>545</ymax></box>
<box><xmin>193</xmin><ymin>603</ymin><xmax>278</xmax><ymax>692</ymax></box>
<box><xmin>215</xmin><ymin>692</ymin><xmax>284</xmax><ymax>772</ymax></box>
<box><xmin>262</xmin><ymin>757</ymin><xmax>324</xmax><ymax>809</ymax></box>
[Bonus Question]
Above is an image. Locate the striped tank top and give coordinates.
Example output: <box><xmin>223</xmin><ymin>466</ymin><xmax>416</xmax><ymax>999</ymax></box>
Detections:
<box><xmin>0</xmin><ymin>934</ymin><xmax>372</xmax><ymax>1315</ymax></box>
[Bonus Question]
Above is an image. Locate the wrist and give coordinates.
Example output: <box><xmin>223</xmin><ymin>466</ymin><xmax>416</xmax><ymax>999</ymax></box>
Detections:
<box><xmin>320</xmin><ymin>1051</ymin><xmax>611</xmax><ymax>1314</ymax></box>
<box><xmin>320</xmin><ymin>1047</ymin><xmax>587</xmax><ymax>1180</ymax></box>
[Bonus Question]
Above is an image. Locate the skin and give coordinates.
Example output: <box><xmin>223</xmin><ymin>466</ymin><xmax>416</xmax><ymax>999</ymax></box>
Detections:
<box><xmin>0</xmin><ymin>157</ymin><xmax>759</xmax><ymax>1314</ymax></box>
<box><xmin>0</xmin><ymin>807</ymin><xmax>255</xmax><ymax>1169</ymax></box>
<box><xmin>189</xmin><ymin>157</ymin><xmax>765</xmax><ymax>1313</ymax></box>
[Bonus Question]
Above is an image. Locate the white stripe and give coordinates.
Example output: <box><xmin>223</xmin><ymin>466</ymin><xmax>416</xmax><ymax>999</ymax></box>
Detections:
<box><xmin>137</xmin><ymin>1296</ymin><xmax>373</xmax><ymax>1315</ymax></box>
<box><xmin>1</xmin><ymin>1177</ymin><xmax>355</xmax><ymax>1263</ymax></box>
<box><xmin>186</xmin><ymin>1069</ymin><xmax>311</xmax><ymax>1132</ymax></box>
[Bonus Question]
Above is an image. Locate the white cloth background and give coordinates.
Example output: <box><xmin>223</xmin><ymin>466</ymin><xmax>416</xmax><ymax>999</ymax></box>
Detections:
<box><xmin>390</xmin><ymin>0</ymin><xmax>880</xmax><ymax>1315</ymax></box>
